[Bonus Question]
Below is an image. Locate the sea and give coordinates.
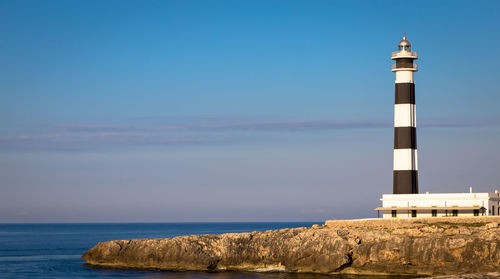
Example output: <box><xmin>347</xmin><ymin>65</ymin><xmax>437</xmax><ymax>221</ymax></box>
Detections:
<box><xmin>0</xmin><ymin>222</ymin><xmax>410</xmax><ymax>279</ymax></box>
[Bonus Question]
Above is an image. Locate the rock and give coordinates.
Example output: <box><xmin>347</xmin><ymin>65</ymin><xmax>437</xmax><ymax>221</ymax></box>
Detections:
<box><xmin>419</xmin><ymin>272</ymin><xmax>500</xmax><ymax>278</ymax></box>
<box><xmin>83</xmin><ymin>227</ymin><xmax>353</xmax><ymax>273</ymax></box>
<box><xmin>82</xmin><ymin>217</ymin><xmax>500</xmax><ymax>276</ymax></box>
<box><xmin>486</xmin><ymin>222</ymin><xmax>498</xmax><ymax>229</ymax></box>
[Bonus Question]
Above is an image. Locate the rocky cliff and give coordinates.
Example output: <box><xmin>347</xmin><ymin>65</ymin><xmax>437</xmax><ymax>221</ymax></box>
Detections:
<box><xmin>82</xmin><ymin>217</ymin><xmax>500</xmax><ymax>276</ymax></box>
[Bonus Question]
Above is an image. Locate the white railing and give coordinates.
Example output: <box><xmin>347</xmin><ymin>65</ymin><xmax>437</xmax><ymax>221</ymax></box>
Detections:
<box><xmin>392</xmin><ymin>63</ymin><xmax>418</xmax><ymax>70</ymax></box>
<box><xmin>392</xmin><ymin>51</ymin><xmax>418</xmax><ymax>57</ymax></box>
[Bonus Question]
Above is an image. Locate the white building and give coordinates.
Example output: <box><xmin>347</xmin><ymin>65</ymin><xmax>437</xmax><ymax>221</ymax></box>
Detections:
<box><xmin>376</xmin><ymin>189</ymin><xmax>500</xmax><ymax>219</ymax></box>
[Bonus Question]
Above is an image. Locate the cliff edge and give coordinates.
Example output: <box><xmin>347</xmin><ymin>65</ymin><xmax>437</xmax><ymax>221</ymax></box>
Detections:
<box><xmin>82</xmin><ymin>217</ymin><xmax>500</xmax><ymax>276</ymax></box>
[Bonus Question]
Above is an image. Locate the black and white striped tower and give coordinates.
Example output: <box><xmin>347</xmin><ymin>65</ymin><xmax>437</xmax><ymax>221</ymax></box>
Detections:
<box><xmin>391</xmin><ymin>35</ymin><xmax>418</xmax><ymax>194</ymax></box>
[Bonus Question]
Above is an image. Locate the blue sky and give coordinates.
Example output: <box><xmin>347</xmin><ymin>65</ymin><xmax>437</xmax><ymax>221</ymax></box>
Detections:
<box><xmin>1</xmin><ymin>0</ymin><xmax>499</xmax><ymax>222</ymax></box>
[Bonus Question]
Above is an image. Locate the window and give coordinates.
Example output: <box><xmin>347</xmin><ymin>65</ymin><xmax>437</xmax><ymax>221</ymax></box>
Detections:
<box><xmin>493</xmin><ymin>206</ymin><xmax>496</xmax><ymax>216</ymax></box>
<box><xmin>431</xmin><ymin>210</ymin><xmax>437</xmax><ymax>217</ymax></box>
<box><xmin>473</xmin><ymin>209</ymin><xmax>479</xmax><ymax>216</ymax></box>
<box><xmin>452</xmin><ymin>209</ymin><xmax>458</xmax><ymax>216</ymax></box>
<box><xmin>411</xmin><ymin>210</ymin><xmax>417</xmax><ymax>218</ymax></box>
<box><xmin>392</xmin><ymin>210</ymin><xmax>397</xmax><ymax>218</ymax></box>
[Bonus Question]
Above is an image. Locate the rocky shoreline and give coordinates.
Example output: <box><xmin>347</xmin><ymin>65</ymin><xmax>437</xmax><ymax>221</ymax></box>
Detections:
<box><xmin>421</xmin><ymin>272</ymin><xmax>500</xmax><ymax>279</ymax></box>
<box><xmin>82</xmin><ymin>217</ymin><xmax>500</xmax><ymax>276</ymax></box>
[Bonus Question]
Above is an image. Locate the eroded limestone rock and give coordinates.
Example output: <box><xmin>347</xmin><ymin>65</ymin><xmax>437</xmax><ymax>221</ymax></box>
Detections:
<box><xmin>82</xmin><ymin>217</ymin><xmax>500</xmax><ymax>276</ymax></box>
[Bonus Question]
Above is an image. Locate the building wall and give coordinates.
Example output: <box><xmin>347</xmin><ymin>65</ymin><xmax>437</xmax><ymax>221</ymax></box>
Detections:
<box><xmin>382</xmin><ymin>210</ymin><xmax>482</xmax><ymax>219</ymax></box>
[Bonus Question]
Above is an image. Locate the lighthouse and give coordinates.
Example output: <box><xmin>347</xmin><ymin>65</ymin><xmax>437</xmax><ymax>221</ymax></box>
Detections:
<box><xmin>370</xmin><ymin>36</ymin><xmax>500</xmax><ymax>219</ymax></box>
<box><xmin>392</xmin><ymin>35</ymin><xmax>418</xmax><ymax>194</ymax></box>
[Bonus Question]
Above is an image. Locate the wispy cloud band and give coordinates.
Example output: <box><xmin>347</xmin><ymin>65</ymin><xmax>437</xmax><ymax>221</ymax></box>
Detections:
<box><xmin>1</xmin><ymin>118</ymin><xmax>495</xmax><ymax>151</ymax></box>
<box><xmin>59</xmin><ymin>119</ymin><xmax>390</xmax><ymax>133</ymax></box>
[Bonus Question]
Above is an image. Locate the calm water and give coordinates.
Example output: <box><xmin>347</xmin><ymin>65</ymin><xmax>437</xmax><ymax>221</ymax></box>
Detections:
<box><xmin>0</xmin><ymin>223</ymin><xmax>407</xmax><ymax>279</ymax></box>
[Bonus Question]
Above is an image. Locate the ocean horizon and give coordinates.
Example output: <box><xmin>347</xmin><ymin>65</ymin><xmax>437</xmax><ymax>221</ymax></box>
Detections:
<box><xmin>0</xmin><ymin>222</ymin><xmax>409</xmax><ymax>279</ymax></box>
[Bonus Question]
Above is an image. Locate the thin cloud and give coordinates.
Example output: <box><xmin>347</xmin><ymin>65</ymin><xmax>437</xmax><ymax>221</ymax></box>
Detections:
<box><xmin>419</xmin><ymin>121</ymin><xmax>493</xmax><ymax>128</ymax></box>
<box><xmin>60</xmin><ymin>120</ymin><xmax>391</xmax><ymax>133</ymax></box>
<box><xmin>1</xmin><ymin>118</ymin><xmax>495</xmax><ymax>151</ymax></box>
<box><xmin>59</xmin><ymin>119</ymin><xmax>495</xmax><ymax>133</ymax></box>
<box><xmin>0</xmin><ymin>133</ymin><xmax>239</xmax><ymax>151</ymax></box>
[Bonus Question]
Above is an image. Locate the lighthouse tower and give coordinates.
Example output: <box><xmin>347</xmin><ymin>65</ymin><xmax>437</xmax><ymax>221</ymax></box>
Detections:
<box><xmin>392</xmin><ymin>35</ymin><xmax>418</xmax><ymax>194</ymax></box>
<box><xmin>369</xmin><ymin>36</ymin><xmax>500</xmax><ymax>219</ymax></box>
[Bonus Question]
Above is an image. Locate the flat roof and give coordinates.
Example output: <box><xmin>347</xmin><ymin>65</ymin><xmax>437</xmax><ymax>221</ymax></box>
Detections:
<box><xmin>375</xmin><ymin>206</ymin><xmax>486</xmax><ymax>211</ymax></box>
<box><xmin>381</xmin><ymin>192</ymin><xmax>500</xmax><ymax>200</ymax></box>
<box><xmin>382</xmin><ymin>192</ymin><xmax>498</xmax><ymax>195</ymax></box>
